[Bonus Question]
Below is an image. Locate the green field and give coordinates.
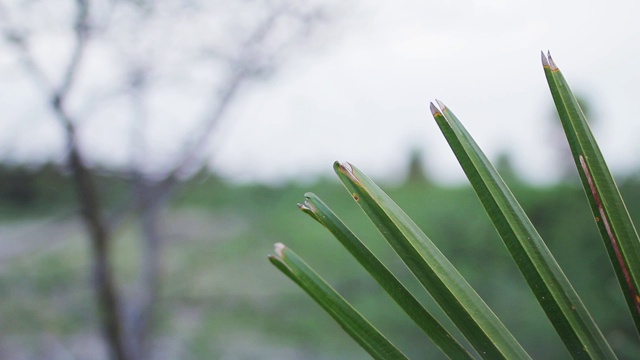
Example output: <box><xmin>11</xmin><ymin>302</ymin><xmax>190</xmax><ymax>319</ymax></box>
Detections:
<box><xmin>1</xmin><ymin>168</ymin><xmax>639</xmax><ymax>359</ymax></box>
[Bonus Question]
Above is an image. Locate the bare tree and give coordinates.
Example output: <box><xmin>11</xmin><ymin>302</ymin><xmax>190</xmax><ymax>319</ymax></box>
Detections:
<box><xmin>0</xmin><ymin>0</ymin><xmax>332</xmax><ymax>359</ymax></box>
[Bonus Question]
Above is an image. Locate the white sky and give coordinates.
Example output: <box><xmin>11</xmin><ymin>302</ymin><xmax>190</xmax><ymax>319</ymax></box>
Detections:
<box><xmin>209</xmin><ymin>0</ymin><xmax>640</xmax><ymax>184</ymax></box>
<box><xmin>3</xmin><ymin>0</ymin><xmax>640</xmax><ymax>185</ymax></box>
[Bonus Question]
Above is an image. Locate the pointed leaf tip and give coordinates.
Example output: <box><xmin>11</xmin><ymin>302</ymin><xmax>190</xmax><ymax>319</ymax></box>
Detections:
<box><xmin>333</xmin><ymin>161</ymin><xmax>345</xmax><ymax>170</ymax></box>
<box><xmin>547</xmin><ymin>51</ymin><xmax>558</xmax><ymax>70</ymax></box>
<box><xmin>298</xmin><ymin>197</ymin><xmax>317</xmax><ymax>213</ymax></box>
<box><xmin>335</xmin><ymin>161</ymin><xmax>361</xmax><ymax>185</ymax></box>
<box><xmin>430</xmin><ymin>102</ymin><xmax>441</xmax><ymax>116</ymax></box>
<box><xmin>274</xmin><ymin>242</ymin><xmax>286</xmax><ymax>258</ymax></box>
<box><xmin>541</xmin><ymin>51</ymin><xmax>549</xmax><ymax>67</ymax></box>
<box><xmin>436</xmin><ymin>99</ymin><xmax>447</xmax><ymax>110</ymax></box>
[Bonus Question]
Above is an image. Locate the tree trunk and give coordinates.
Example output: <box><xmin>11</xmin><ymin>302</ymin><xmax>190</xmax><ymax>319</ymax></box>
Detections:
<box><xmin>68</xmin><ymin>142</ymin><xmax>130</xmax><ymax>360</ymax></box>
<box><xmin>125</xmin><ymin>179</ymin><xmax>169</xmax><ymax>360</ymax></box>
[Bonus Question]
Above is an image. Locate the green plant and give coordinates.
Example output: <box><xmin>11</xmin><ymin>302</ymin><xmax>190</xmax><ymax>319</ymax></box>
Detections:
<box><xmin>268</xmin><ymin>52</ymin><xmax>640</xmax><ymax>359</ymax></box>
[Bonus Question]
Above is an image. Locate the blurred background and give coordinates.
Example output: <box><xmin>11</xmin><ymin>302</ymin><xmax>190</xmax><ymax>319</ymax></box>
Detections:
<box><xmin>1</xmin><ymin>0</ymin><xmax>640</xmax><ymax>359</ymax></box>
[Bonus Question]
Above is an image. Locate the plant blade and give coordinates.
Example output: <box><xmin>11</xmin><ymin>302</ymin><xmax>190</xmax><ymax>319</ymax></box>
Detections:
<box><xmin>268</xmin><ymin>243</ymin><xmax>409</xmax><ymax>360</ymax></box>
<box><xmin>431</xmin><ymin>100</ymin><xmax>616</xmax><ymax>359</ymax></box>
<box><xmin>334</xmin><ymin>161</ymin><xmax>531</xmax><ymax>359</ymax></box>
<box><xmin>299</xmin><ymin>192</ymin><xmax>475</xmax><ymax>359</ymax></box>
<box><xmin>543</xmin><ymin>51</ymin><xmax>640</xmax><ymax>336</ymax></box>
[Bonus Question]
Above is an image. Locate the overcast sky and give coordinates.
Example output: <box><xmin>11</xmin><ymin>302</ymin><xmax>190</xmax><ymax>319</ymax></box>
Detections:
<box><xmin>3</xmin><ymin>0</ymin><xmax>640</xmax><ymax>185</ymax></box>
<box><xmin>209</xmin><ymin>0</ymin><xmax>640</xmax><ymax>184</ymax></box>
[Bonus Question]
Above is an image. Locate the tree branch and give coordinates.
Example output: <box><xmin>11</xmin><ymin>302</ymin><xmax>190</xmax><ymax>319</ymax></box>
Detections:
<box><xmin>2</xmin><ymin>1</ymin><xmax>130</xmax><ymax>359</ymax></box>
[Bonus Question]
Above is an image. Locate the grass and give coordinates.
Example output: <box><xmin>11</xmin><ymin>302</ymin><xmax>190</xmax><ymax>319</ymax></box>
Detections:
<box><xmin>0</xmin><ymin>173</ymin><xmax>639</xmax><ymax>358</ymax></box>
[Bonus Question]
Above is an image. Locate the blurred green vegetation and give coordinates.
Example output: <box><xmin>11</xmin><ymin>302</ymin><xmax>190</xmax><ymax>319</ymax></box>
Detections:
<box><xmin>1</xmin><ymin>163</ymin><xmax>639</xmax><ymax>358</ymax></box>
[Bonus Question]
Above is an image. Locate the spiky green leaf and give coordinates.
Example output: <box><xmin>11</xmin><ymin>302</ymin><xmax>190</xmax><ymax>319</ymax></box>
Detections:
<box><xmin>299</xmin><ymin>192</ymin><xmax>474</xmax><ymax>359</ymax></box>
<box><xmin>334</xmin><ymin>162</ymin><xmax>530</xmax><ymax>359</ymax></box>
<box><xmin>430</xmin><ymin>99</ymin><xmax>615</xmax><ymax>359</ymax></box>
<box><xmin>543</xmin><ymin>51</ymin><xmax>640</xmax><ymax>336</ymax></box>
<box><xmin>269</xmin><ymin>243</ymin><xmax>409</xmax><ymax>360</ymax></box>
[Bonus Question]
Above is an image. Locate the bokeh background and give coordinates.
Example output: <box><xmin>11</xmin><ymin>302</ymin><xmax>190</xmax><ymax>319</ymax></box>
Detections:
<box><xmin>1</xmin><ymin>0</ymin><xmax>640</xmax><ymax>359</ymax></box>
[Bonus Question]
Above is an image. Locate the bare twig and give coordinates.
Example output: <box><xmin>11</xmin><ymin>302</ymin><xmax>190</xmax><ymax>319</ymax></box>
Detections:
<box><xmin>147</xmin><ymin>5</ymin><xmax>295</xmax><ymax>202</ymax></box>
<box><xmin>113</xmin><ymin>9</ymin><xmax>324</xmax><ymax>357</ymax></box>
<box><xmin>1</xmin><ymin>2</ymin><xmax>332</xmax><ymax>359</ymax></box>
